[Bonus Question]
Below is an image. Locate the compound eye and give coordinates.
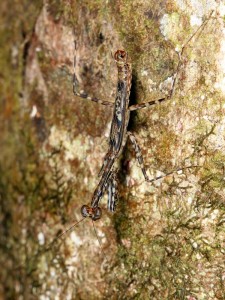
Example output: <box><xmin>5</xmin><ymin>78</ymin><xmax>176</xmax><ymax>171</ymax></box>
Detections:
<box><xmin>114</xmin><ymin>49</ymin><xmax>127</xmax><ymax>61</ymax></box>
<box><xmin>81</xmin><ymin>205</ymin><xmax>91</xmax><ymax>218</ymax></box>
<box><xmin>120</xmin><ymin>50</ymin><xmax>126</xmax><ymax>58</ymax></box>
<box><xmin>92</xmin><ymin>207</ymin><xmax>102</xmax><ymax>221</ymax></box>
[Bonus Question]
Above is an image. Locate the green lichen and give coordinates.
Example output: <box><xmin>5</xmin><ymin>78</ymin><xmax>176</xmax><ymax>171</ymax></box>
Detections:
<box><xmin>1</xmin><ymin>1</ymin><xmax>225</xmax><ymax>299</ymax></box>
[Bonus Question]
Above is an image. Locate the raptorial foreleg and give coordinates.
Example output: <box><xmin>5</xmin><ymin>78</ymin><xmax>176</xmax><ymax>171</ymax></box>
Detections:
<box><xmin>73</xmin><ymin>42</ymin><xmax>114</xmax><ymax>107</ymax></box>
<box><xmin>106</xmin><ymin>170</ymin><xmax>118</xmax><ymax>212</ymax></box>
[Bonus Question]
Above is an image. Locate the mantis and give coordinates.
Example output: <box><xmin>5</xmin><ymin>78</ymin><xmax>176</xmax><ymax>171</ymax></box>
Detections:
<box><xmin>73</xmin><ymin>49</ymin><xmax>173</xmax><ymax>222</ymax></box>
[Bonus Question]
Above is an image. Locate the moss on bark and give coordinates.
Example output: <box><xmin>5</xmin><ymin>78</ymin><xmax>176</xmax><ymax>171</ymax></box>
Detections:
<box><xmin>1</xmin><ymin>1</ymin><xmax>225</xmax><ymax>299</ymax></box>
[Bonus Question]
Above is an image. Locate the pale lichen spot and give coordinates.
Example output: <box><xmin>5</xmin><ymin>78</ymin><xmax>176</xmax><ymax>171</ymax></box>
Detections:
<box><xmin>183</xmin><ymin>60</ymin><xmax>201</xmax><ymax>91</ymax></box>
<box><xmin>146</xmin><ymin>78</ymin><xmax>157</xmax><ymax>93</ymax></box>
<box><xmin>214</xmin><ymin>79</ymin><xmax>225</xmax><ymax>94</ymax></box>
<box><xmin>210</xmin><ymin>209</ymin><xmax>219</xmax><ymax>220</ymax></box>
<box><xmin>151</xmin><ymin>111</ymin><xmax>159</xmax><ymax>121</ymax></box>
<box><xmin>177</xmin><ymin>0</ymin><xmax>217</xmax><ymax>17</ymax></box>
<box><xmin>70</xmin><ymin>231</ymin><xmax>83</xmax><ymax>246</ymax></box>
<box><xmin>47</xmin><ymin>125</ymin><xmax>92</xmax><ymax>180</ymax></box>
<box><xmin>192</xmin><ymin>241</ymin><xmax>198</xmax><ymax>249</ymax></box>
<box><xmin>35</xmin><ymin>46</ymin><xmax>41</xmax><ymax>52</ymax></box>
<box><xmin>40</xmin><ymin>295</ymin><xmax>50</xmax><ymax>300</ymax></box>
<box><xmin>84</xmin><ymin>176</ymin><xmax>88</xmax><ymax>184</ymax></box>
<box><xmin>160</xmin><ymin>13</ymin><xmax>180</xmax><ymax>43</ymax></box>
<box><xmin>196</xmin><ymin>253</ymin><xmax>202</xmax><ymax>260</ymax></box>
<box><xmin>30</xmin><ymin>105</ymin><xmax>38</xmax><ymax>118</ymax></box>
<box><xmin>210</xmin><ymin>21</ymin><xmax>225</xmax><ymax>96</ymax></box>
<box><xmin>160</xmin><ymin>11</ymin><xmax>198</xmax><ymax>51</ymax></box>
<box><xmin>218</xmin><ymin>2</ymin><xmax>225</xmax><ymax>16</ymax></box>
<box><xmin>159</xmin><ymin>76</ymin><xmax>173</xmax><ymax>93</ymax></box>
<box><xmin>187</xmin><ymin>196</ymin><xmax>193</xmax><ymax>205</ymax></box>
<box><xmin>50</xmin><ymin>267</ymin><xmax>56</xmax><ymax>277</ymax></box>
<box><xmin>37</xmin><ymin>232</ymin><xmax>45</xmax><ymax>245</ymax></box>
<box><xmin>141</xmin><ymin>70</ymin><xmax>148</xmax><ymax>76</ymax></box>
<box><xmin>208</xmin><ymin>116</ymin><xmax>225</xmax><ymax>150</ymax></box>
<box><xmin>190</xmin><ymin>14</ymin><xmax>202</xmax><ymax>27</ymax></box>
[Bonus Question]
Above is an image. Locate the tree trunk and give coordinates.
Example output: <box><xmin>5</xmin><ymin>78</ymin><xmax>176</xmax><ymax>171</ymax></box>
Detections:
<box><xmin>1</xmin><ymin>1</ymin><xmax>225</xmax><ymax>299</ymax></box>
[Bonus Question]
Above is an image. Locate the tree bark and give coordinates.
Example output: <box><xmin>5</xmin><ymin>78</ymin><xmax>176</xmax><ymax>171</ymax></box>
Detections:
<box><xmin>1</xmin><ymin>1</ymin><xmax>225</xmax><ymax>299</ymax></box>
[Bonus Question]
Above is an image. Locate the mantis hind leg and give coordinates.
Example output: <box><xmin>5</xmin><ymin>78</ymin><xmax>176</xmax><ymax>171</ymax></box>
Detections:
<box><xmin>127</xmin><ymin>131</ymin><xmax>150</xmax><ymax>182</ymax></box>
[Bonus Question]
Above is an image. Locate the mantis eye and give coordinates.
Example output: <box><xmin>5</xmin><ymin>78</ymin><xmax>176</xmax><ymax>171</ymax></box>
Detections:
<box><xmin>114</xmin><ymin>50</ymin><xmax>127</xmax><ymax>62</ymax></box>
<box><xmin>81</xmin><ymin>205</ymin><xmax>91</xmax><ymax>218</ymax></box>
<box><xmin>92</xmin><ymin>207</ymin><xmax>102</xmax><ymax>221</ymax></box>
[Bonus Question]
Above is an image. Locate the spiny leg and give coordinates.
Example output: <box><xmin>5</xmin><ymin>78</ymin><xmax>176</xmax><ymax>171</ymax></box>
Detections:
<box><xmin>128</xmin><ymin>131</ymin><xmax>150</xmax><ymax>182</ymax></box>
<box><xmin>73</xmin><ymin>41</ymin><xmax>114</xmax><ymax>107</ymax></box>
<box><xmin>107</xmin><ymin>170</ymin><xmax>118</xmax><ymax>212</ymax></box>
<box><xmin>147</xmin><ymin>164</ymin><xmax>200</xmax><ymax>183</ymax></box>
<box><xmin>129</xmin><ymin>11</ymin><xmax>214</xmax><ymax>112</ymax></box>
<box><xmin>98</xmin><ymin>150</ymin><xmax>114</xmax><ymax>178</ymax></box>
<box><xmin>128</xmin><ymin>131</ymin><xmax>200</xmax><ymax>183</ymax></box>
<box><xmin>129</xmin><ymin>96</ymin><xmax>169</xmax><ymax>111</ymax></box>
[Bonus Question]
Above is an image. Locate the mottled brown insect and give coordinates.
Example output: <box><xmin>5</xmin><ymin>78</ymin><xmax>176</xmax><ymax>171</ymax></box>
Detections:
<box><xmin>73</xmin><ymin>49</ymin><xmax>172</xmax><ymax>221</ymax></box>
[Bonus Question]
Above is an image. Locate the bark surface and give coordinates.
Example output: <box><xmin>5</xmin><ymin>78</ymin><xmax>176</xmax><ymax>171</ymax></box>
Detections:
<box><xmin>0</xmin><ymin>1</ymin><xmax>225</xmax><ymax>299</ymax></box>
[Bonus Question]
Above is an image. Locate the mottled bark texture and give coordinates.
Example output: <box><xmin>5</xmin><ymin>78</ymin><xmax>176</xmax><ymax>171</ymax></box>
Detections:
<box><xmin>0</xmin><ymin>1</ymin><xmax>225</xmax><ymax>299</ymax></box>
